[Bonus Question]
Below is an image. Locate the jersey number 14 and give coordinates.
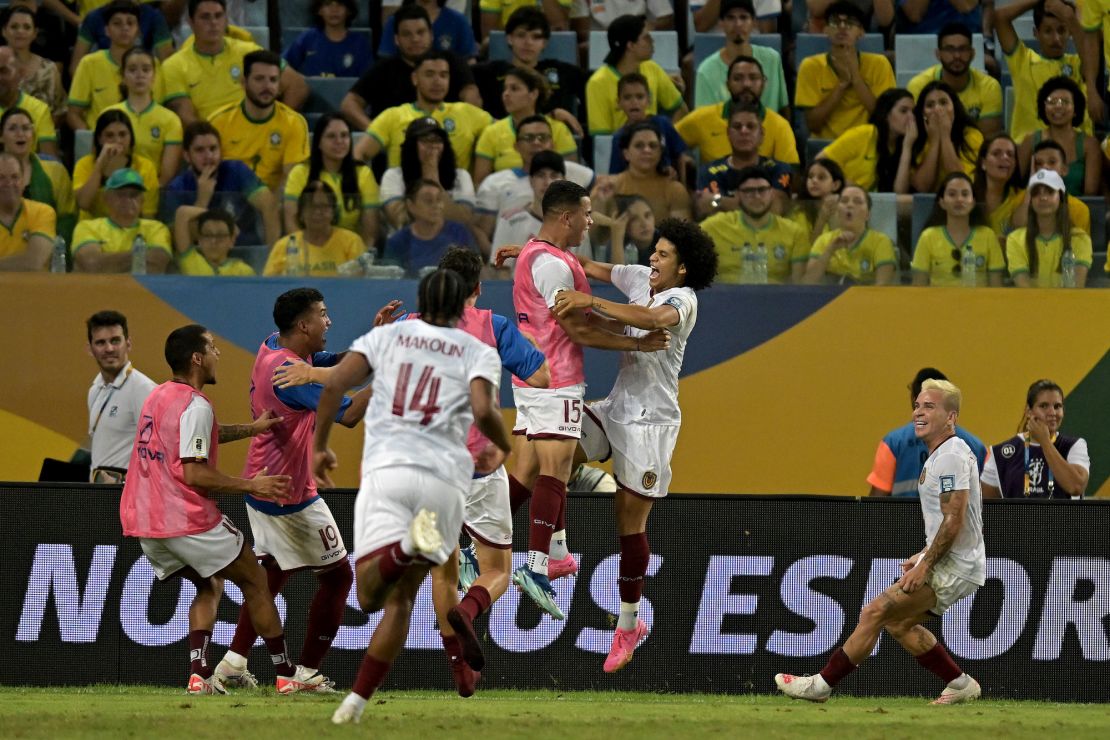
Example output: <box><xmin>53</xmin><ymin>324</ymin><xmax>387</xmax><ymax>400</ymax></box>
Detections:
<box><xmin>391</xmin><ymin>363</ymin><xmax>442</xmax><ymax>425</ymax></box>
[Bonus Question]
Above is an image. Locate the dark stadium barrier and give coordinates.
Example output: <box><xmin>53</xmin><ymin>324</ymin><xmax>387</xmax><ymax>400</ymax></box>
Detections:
<box><xmin>2</xmin><ymin>483</ymin><xmax>1107</xmax><ymax>701</ymax></box>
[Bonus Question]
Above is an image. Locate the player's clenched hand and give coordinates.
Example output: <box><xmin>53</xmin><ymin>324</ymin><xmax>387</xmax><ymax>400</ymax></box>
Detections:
<box><xmin>636</xmin><ymin>329</ymin><xmax>670</xmax><ymax>352</ymax></box>
<box><xmin>373</xmin><ymin>299</ymin><xmax>404</xmax><ymax>327</ymax></box>
<box><xmin>250</xmin><ymin>467</ymin><xmax>292</xmax><ymax>501</ymax></box>
<box><xmin>900</xmin><ymin>555</ymin><xmax>919</xmax><ymax>574</ymax></box>
<box><xmin>897</xmin><ymin>562</ymin><xmax>928</xmax><ymax>593</ymax></box>
<box><xmin>272</xmin><ymin>360</ymin><xmax>313</xmax><ymax>388</ymax></box>
<box><xmin>494</xmin><ymin>245</ymin><xmax>522</xmax><ymax>267</ymax></box>
<box><xmin>250</xmin><ymin>409</ymin><xmax>284</xmax><ymax>435</ymax></box>
<box><xmin>313</xmin><ymin>450</ymin><xmax>337</xmax><ymax>489</ymax></box>
<box><xmin>553</xmin><ymin>289</ymin><xmax>592</xmax><ymax>317</ymax></box>
<box><xmin>474</xmin><ymin>441</ymin><xmax>508</xmax><ymax>476</ymax></box>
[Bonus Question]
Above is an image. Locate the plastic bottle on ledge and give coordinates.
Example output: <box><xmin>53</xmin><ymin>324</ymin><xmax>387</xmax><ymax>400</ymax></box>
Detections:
<box><xmin>130</xmin><ymin>233</ymin><xmax>146</xmax><ymax>275</ymax></box>
<box><xmin>50</xmin><ymin>235</ymin><xmax>67</xmax><ymax>274</ymax></box>
<box><xmin>740</xmin><ymin>242</ymin><xmax>753</xmax><ymax>284</ymax></box>
<box><xmin>755</xmin><ymin>242</ymin><xmax>768</xmax><ymax>284</ymax></box>
<box><xmin>358</xmin><ymin>251</ymin><xmax>375</xmax><ymax>276</ymax></box>
<box><xmin>1060</xmin><ymin>248</ymin><xmax>1076</xmax><ymax>288</ymax></box>
<box><xmin>961</xmin><ymin>244</ymin><xmax>977</xmax><ymax>287</ymax></box>
<box><xmin>284</xmin><ymin>234</ymin><xmax>302</xmax><ymax>277</ymax></box>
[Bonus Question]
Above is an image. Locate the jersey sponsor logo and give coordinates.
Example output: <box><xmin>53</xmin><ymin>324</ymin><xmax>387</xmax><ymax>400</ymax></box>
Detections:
<box><xmin>1001</xmin><ymin>443</ymin><xmax>1016</xmax><ymax>458</ymax></box>
<box><xmin>664</xmin><ymin>297</ymin><xmax>682</xmax><ymax>311</ymax></box>
<box><xmin>940</xmin><ymin>475</ymin><xmax>955</xmax><ymax>492</ymax></box>
<box><xmin>517</xmin><ymin>312</ymin><xmax>530</xmax><ymax>324</ymax></box>
<box><xmin>138</xmin><ymin>415</ymin><xmax>154</xmax><ymax>443</ymax></box>
<box><xmin>108</xmin><ymin>405</ymin><xmax>118</xmax><ymax>417</ymax></box>
<box><xmin>642</xmin><ymin>471</ymin><xmax>658</xmax><ymax>489</ymax></box>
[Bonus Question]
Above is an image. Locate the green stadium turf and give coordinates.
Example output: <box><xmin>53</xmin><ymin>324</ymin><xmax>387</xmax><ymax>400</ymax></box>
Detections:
<box><xmin>1</xmin><ymin>687</ymin><xmax>1108</xmax><ymax>739</ymax></box>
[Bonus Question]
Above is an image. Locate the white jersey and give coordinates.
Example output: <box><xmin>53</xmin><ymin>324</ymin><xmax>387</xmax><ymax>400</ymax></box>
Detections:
<box><xmin>87</xmin><ymin>362</ymin><xmax>157</xmax><ymax>471</ymax></box>
<box><xmin>919</xmin><ymin>435</ymin><xmax>986</xmax><ymax>585</ymax></box>
<box><xmin>475</xmin><ymin>162</ymin><xmax>595</xmax><ymax>215</ymax></box>
<box><xmin>602</xmin><ymin>264</ymin><xmax>697</xmax><ymax>426</ymax></box>
<box><xmin>349</xmin><ymin>320</ymin><xmax>502</xmax><ymax>490</ymax></box>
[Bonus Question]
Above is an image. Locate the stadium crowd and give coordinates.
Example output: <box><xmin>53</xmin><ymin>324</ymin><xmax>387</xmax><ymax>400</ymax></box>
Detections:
<box><xmin>0</xmin><ymin>0</ymin><xmax>1109</xmax><ymax>287</ymax></box>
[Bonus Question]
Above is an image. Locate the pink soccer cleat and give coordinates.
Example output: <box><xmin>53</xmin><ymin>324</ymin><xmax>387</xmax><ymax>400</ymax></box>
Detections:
<box><xmin>603</xmin><ymin>619</ymin><xmax>648</xmax><ymax>673</ymax></box>
<box><xmin>547</xmin><ymin>554</ymin><xmax>579</xmax><ymax>580</ymax></box>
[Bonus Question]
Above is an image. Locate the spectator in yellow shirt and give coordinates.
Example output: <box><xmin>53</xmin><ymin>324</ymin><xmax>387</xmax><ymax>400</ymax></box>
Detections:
<box><xmin>803</xmin><ymin>184</ymin><xmax>897</xmax><ymax>284</ymax></box>
<box><xmin>819</xmin><ymin>88</ymin><xmax>918</xmax><ymax>193</ymax></box>
<box><xmin>0</xmin><ymin>151</ymin><xmax>55</xmax><ymax>271</ymax></box>
<box><xmin>795</xmin><ymin>1</ymin><xmax>895</xmax><ymax>140</ymax></box>
<box><xmin>73</xmin><ymin>109</ymin><xmax>160</xmax><ymax>221</ymax></box>
<box><xmin>0</xmin><ymin>107</ymin><xmax>74</xmax><ymax>242</ymax></box>
<box><xmin>911</xmin><ymin>172</ymin><xmax>1005</xmax><ymax>286</ymax></box>
<box><xmin>0</xmin><ymin>46</ymin><xmax>57</xmax><ymax>158</ymax></box>
<box><xmin>1007</xmin><ymin>168</ymin><xmax>1091</xmax><ymax>287</ymax></box>
<box><xmin>172</xmin><ymin>205</ymin><xmax>256</xmax><ymax>276</ymax></box>
<box><xmin>784</xmin><ymin>158</ymin><xmax>845</xmax><ymax>244</ymax></box>
<box><xmin>104</xmin><ymin>46</ymin><xmax>183</xmax><ymax>187</ymax></box>
<box><xmin>263</xmin><ymin>181</ymin><xmax>364</xmax><ymax>276</ymax></box>
<box><xmin>907</xmin><ymin>22</ymin><xmax>1003</xmax><ymax>137</ymax></box>
<box><xmin>71</xmin><ymin>167</ymin><xmax>172</xmax><ymax>273</ymax></box>
<box><xmin>909</xmin><ymin>80</ymin><xmax>984</xmax><ymax>193</ymax></box>
<box><xmin>971</xmin><ymin>132</ymin><xmax>1025</xmax><ymax>239</ymax></box>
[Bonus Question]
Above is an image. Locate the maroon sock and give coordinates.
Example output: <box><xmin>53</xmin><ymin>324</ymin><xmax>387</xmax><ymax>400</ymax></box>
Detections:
<box><xmin>617</xmin><ymin>533</ymin><xmax>650</xmax><ymax>603</ymax></box>
<box><xmin>377</xmin><ymin>541</ymin><xmax>416</xmax><ymax>584</ymax></box>
<box><xmin>189</xmin><ymin>630</ymin><xmax>213</xmax><ymax>678</ymax></box>
<box><xmin>441</xmin><ymin>633</ymin><xmax>462</xmax><ymax>662</ymax></box>
<box><xmin>264</xmin><ymin>634</ymin><xmax>295</xmax><ymax>677</ymax></box>
<box><xmin>556</xmin><ymin>491</ymin><xmax>566</xmax><ymax>532</ymax></box>
<box><xmin>299</xmin><ymin>564</ymin><xmax>353</xmax><ymax>670</ymax></box>
<box><xmin>230</xmin><ymin>560</ymin><xmax>289</xmax><ymax>656</ymax></box>
<box><xmin>915</xmin><ymin>643</ymin><xmax>963</xmax><ymax>683</ymax></box>
<box><xmin>352</xmin><ymin>652</ymin><xmax>391</xmax><ymax>699</ymax></box>
<box><xmin>457</xmin><ymin>585</ymin><xmax>492</xmax><ymax>622</ymax></box>
<box><xmin>819</xmin><ymin>648</ymin><xmax>857</xmax><ymax>687</ymax></box>
<box><xmin>528</xmin><ymin>475</ymin><xmax>564</xmax><ymax>555</ymax></box>
<box><xmin>508</xmin><ymin>474</ymin><xmax>532</xmax><ymax>515</ymax></box>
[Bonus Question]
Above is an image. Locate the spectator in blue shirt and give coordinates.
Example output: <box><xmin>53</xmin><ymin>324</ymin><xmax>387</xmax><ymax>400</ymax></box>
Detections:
<box><xmin>70</xmin><ymin>0</ymin><xmax>173</xmax><ymax>76</ymax></box>
<box><xmin>283</xmin><ymin>0</ymin><xmax>374</xmax><ymax>77</ymax></box>
<box><xmin>379</xmin><ymin>0</ymin><xmax>477</xmax><ymax>60</ymax></box>
<box><xmin>162</xmin><ymin>121</ymin><xmax>280</xmax><ymax>247</ymax></box>
<box><xmin>384</xmin><ymin>178</ymin><xmax>479</xmax><ymax>276</ymax></box>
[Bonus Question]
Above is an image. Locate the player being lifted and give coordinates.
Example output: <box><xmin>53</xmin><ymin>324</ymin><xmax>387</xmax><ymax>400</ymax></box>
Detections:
<box><xmin>313</xmin><ymin>269</ymin><xmax>513</xmax><ymax>724</ymax></box>
<box><xmin>215</xmin><ymin>288</ymin><xmax>372</xmax><ymax>693</ymax></box>
<box><xmin>775</xmin><ymin>379</ymin><xmax>984</xmax><ymax>705</ymax></box>
<box><xmin>508</xmin><ymin>180</ymin><xmax>669</xmax><ymax>620</ymax></box>
<box><xmin>548</xmin><ymin>217</ymin><xmax>718</xmax><ymax>672</ymax></box>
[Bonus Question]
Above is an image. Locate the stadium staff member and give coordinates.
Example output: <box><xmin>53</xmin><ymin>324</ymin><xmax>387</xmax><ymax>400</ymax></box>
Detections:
<box><xmin>84</xmin><ymin>310</ymin><xmax>157</xmax><ymax>483</ymax></box>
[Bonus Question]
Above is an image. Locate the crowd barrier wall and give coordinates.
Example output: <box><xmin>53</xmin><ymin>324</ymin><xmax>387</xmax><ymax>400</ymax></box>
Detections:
<box><xmin>1</xmin><ymin>274</ymin><xmax>1108</xmax><ymax>496</ymax></box>
<box><xmin>2</xmin><ymin>485</ymin><xmax>1106</xmax><ymax>700</ymax></box>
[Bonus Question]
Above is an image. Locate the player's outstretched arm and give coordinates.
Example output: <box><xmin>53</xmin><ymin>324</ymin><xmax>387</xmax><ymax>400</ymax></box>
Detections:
<box><xmin>898</xmin><ymin>488</ymin><xmax>968</xmax><ymax>592</ymax></box>
<box><xmin>555</xmin><ymin>307</ymin><xmax>670</xmax><ymax>352</ymax></box>
<box><xmin>218</xmin><ymin>409</ymin><xmax>284</xmax><ymax>443</ymax></box>
<box><xmin>273</xmin><ymin>360</ymin><xmax>330</xmax><ymax>388</ymax></box>
<box><xmin>337</xmin><ymin>384</ymin><xmax>373</xmax><ymax>428</ymax></box>
<box><xmin>182</xmin><ymin>462</ymin><xmax>292</xmax><ymax>500</ymax></box>
<box><xmin>554</xmin><ymin>289</ymin><xmax>680</xmax><ymax>331</ymax></box>
<box><xmin>314</xmin><ymin>352</ymin><xmax>372</xmax><ymax>478</ymax></box>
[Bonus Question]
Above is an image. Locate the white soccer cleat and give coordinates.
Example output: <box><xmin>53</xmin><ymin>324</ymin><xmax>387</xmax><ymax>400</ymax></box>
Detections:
<box><xmin>409</xmin><ymin>508</ymin><xmax>443</xmax><ymax>555</ymax></box>
<box><xmin>277</xmin><ymin>665</ymin><xmax>337</xmax><ymax>695</ymax></box>
<box><xmin>932</xmin><ymin>676</ymin><xmax>981</xmax><ymax>705</ymax></box>
<box><xmin>186</xmin><ymin>673</ymin><xmax>227</xmax><ymax>695</ymax></box>
<box><xmin>774</xmin><ymin>673</ymin><xmax>830</xmax><ymax>703</ymax></box>
<box><xmin>331</xmin><ymin>693</ymin><xmax>366</xmax><ymax>724</ymax></box>
<box><xmin>214</xmin><ymin>655</ymin><xmax>258</xmax><ymax>689</ymax></box>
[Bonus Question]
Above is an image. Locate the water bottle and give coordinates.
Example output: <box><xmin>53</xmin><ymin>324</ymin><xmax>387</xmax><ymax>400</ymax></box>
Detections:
<box><xmin>130</xmin><ymin>233</ymin><xmax>146</xmax><ymax>275</ymax></box>
<box><xmin>961</xmin><ymin>244</ymin><xmax>977</xmax><ymax>287</ymax></box>
<box><xmin>50</xmin><ymin>235</ymin><xmax>67</xmax><ymax>274</ymax></box>
<box><xmin>284</xmin><ymin>234</ymin><xmax>302</xmax><ymax>277</ymax></box>
<box><xmin>358</xmin><ymin>251</ymin><xmax>375</xmax><ymax>277</ymax></box>
<box><xmin>1060</xmin><ymin>248</ymin><xmax>1077</xmax><ymax>288</ymax></box>
<box><xmin>740</xmin><ymin>242</ymin><xmax>754</xmax><ymax>284</ymax></box>
<box><xmin>755</xmin><ymin>242</ymin><xmax>768</xmax><ymax>284</ymax></box>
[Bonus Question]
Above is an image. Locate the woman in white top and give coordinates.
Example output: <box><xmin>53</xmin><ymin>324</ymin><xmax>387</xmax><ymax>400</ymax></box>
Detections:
<box><xmin>379</xmin><ymin>116</ymin><xmax>474</xmax><ymax>233</ymax></box>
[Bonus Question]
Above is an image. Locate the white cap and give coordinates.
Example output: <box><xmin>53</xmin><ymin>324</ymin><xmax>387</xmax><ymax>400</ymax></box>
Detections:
<box><xmin>1027</xmin><ymin>169</ymin><xmax>1066</xmax><ymax>193</ymax></box>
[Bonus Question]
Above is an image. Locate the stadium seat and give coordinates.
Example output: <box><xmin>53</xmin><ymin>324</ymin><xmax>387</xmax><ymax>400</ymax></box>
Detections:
<box><xmin>588</xmin><ymin>31</ymin><xmax>680</xmax><ymax>73</ymax></box>
<box><xmin>1080</xmin><ymin>196</ymin><xmax>1107</xmax><ymax>253</ymax></box>
<box><xmin>229</xmin><ymin>244</ymin><xmax>271</xmax><ymax>274</ymax></box>
<box><xmin>593</xmin><ymin>135</ymin><xmax>613</xmax><ymax>175</ymax></box>
<box><xmin>794</xmin><ymin>33</ymin><xmax>884</xmax><ymax>71</ymax></box>
<box><xmin>243</xmin><ymin>25</ymin><xmax>269</xmax><ymax>49</ymax></box>
<box><xmin>243</xmin><ymin>0</ymin><xmax>268</xmax><ymax>26</ymax></box>
<box><xmin>792</xmin><ymin>0</ymin><xmax>808</xmax><ymax>33</ymax></box>
<box><xmin>894</xmin><ymin>34</ymin><xmax>986</xmax><ymax>88</ymax></box>
<box><xmin>75</xmin><ymin>129</ymin><xmax>93</xmax><ymax>163</ymax></box>
<box><xmin>488</xmin><ymin>31</ymin><xmax>577</xmax><ymax>65</ymax></box>
<box><xmin>280</xmin><ymin>27</ymin><xmax>373</xmax><ymax>53</ymax></box>
<box><xmin>869</xmin><ymin>192</ymin><xmax>899</xmax><ymax>260</ymax></box>
<box><xmin>910</xmin><ymin>193</ymin><xmax>937</xmax><ymax>248</ymax></box>
<box><xmin>1004</xmin><ymin>86</ymin><xmax>1014</xmax><ymax>131</ymax></box>
<box><xmin>304</xmin><ymin>77</ymin><xmax>357</xmax><ymax>113</ymax></box>
<box><xmin>805</xmin><ymin>138</ymin><xmax>831</xmax><ymax>166</ymax></box>
<box><xmin>692</xmin><ymin>33</ymin><xmax>782</xmax><ymax>69</ymax></box>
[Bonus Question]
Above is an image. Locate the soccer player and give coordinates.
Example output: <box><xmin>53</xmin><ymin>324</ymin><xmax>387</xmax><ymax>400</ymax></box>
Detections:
<box><xmin>775</xmin><ymin>379</ymin><xmax>984</xmax><ymax>705</ymax></box>
<box><xmin>213</xmin><ymin>288</ymin><xmax>371</xmax><ymax>694</ymax></box>
<box><xmin>119</xmin><ymin>324</ymin><xmax>294</xmax><ymax>695</ymax></box>
<box><xmin>313</xmin><ymin>269</ymin><xmax>512</xmax><ymax>725</ymax></box>
<box><xmin>508</xmin><ymin>179</ymin><xmax>669</xmax><ymax>620</ymax></box>
<box><xmin>550</xmin><ymin>218</ymin><xmax>718</xmax><ymax>672</ymax></box>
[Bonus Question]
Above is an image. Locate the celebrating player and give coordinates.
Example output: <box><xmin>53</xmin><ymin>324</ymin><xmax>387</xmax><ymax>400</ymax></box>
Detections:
<box><xmin>508</xmin><ymin>179</ymin><xmax>670</xmax><ymax>620</ymax></box>
<box><xmin>550</xmin><ymin>217</ymin><xmax>718</xmax><ymax>672</ymax></box>
<box><xmin>119</xmin><ymin>324</ymin><xmax>294</xmax><ymax>695</ymax></box>
<box><xmin>215</xmin><ymin>288</ymin><xmax>371</xmax><ymax>694</ymax></box>
<box><xmin>314</xmin><ymin>269</ymin><xmax>513</xmax><ymax>725</ymax></box>
<box><xmin>775</xmin><ymin>379</ymin><xmax>984</xmax><ymax>705</ymax></box>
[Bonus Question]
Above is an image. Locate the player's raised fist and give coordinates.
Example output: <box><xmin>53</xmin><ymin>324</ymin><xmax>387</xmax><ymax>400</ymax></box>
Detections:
<box><xmin>493</xmin><ymin>244</ymin><xmax>522</xmax><ymax>267</ymax></box>
<box><xmin>637</xmin><ymin>329</ymin><xmax>670</xmax><ymax>352</ymax></box>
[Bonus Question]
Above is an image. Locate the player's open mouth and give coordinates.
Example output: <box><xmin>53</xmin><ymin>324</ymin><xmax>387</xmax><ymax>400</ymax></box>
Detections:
<box><xmin>649</xmin><ymin>268</ymin><xmax>659</xmax><ymax>278</ymax></box>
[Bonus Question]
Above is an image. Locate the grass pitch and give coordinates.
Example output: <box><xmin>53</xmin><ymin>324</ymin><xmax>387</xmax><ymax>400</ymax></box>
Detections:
<box><xmin>0</xmin><ymin>687</ymin><xmax>1107</xmax><ymax>740</ymax></box>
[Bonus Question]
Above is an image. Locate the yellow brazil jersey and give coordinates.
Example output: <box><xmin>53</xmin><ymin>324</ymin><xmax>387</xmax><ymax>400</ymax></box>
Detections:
<box><xmin>72</xmin><ymin>154</ymin><xmax>160</xmax><ymax>220</ymax></box>
<box><xmin>785</xmin><ymin>204</ymin><xmax>833</xmax><ymax>242</ymax></box>
<box><xmin>474</xmin><ymin>115</ymin><xmax>577</xmax><ymax>172</ymax></box>
<box><xmin>284</xmin><ymin>163</ymin><xmax>380</xmax><ymax>233</ymax></box>
<box><xmin>262</xmin><ymin>227</ymin><xmax>365</xmax><ymax>276</ymax></box>
<box><xmin>809</xmin><ymin>228</ymin><xmax>897</xmax><ymax>283</ymax></box>
<box><xmin>1080</xmin><ymin>0</ymin><xmax>1110</xmax><ymax>90</ymax></box>
<box><xmin>0</xmin><ymin>199</ymin><xmax>56</xmax><ymax>261</ymax></box>
<box><xmin>586</xmin><ymin>61</ymin><xmax>684</xmax><ymax>135</ymax></box>
<box><xmin>1005</xmin><ymin>227</ymin><xmax>1093</xmax><ymax>286</ymax></box>
<box><xmin>822</xmin><ymin>124</ymin><xmax>880</xmax><ymax>191</ymax></box>
<box><xmin>480</xmin><ymin>0</ymin><xmax>571</xmax><ymax>25</ymax></box>
<box><xmin>910</xmin><ymin>225</ymin><xmax>1005</xmax><ymax>286</ymax></box>
<box><xmin>69</xmin><ymin>50</ymin><xmax>166</xmax><ymax>129</ymax></box>
<box><xmin>71</xmin><ymin>217</ymin><xmax>172</xmax><ymax>258</ymax></box>
<box><xmin>177</xmin><ymin>248</ymin><xmax>256</xmax><ymax>276</ymax></box>
<box><xmin>368</xmin><ymin>102</ymin><xmax>493</xmax><ymax>170</ymax></box>
<box><xmin>161</xmin><ymin>37</ymin><xmax>263</xmax><ymax>121</ymax></box>
<box><xmin>0</xmin><ymin>92</ymin><xmax>57</xmax><ymax>151</ymax></box>
<box><xmin>103</xmin><ymin>100</ymin><xmax>182</xmax><ymax>172</ymax></box>
<box><xmin>987</xmin><ymin>189</ymin><xmax>1090</xmax><ymax>236</ymax></box>
<box><xmin>700</xmin><ymin>211</ymin><xmax>809</xmax><ymax>284</ymax></box>
<box><xmin>1005</xmin><ymin>40</ymin><xmax>1091</xmax><ymax>142</ymax></box>
<box><xmin>795</xmin><ymin>52</ymin><xmax>895</xmax><ymax>139</ymax></box>
<box><xmin>31</xmin><ymin>155</ymin><xmax>76</xmax><ymax>217</ymax></box>
<box><xmin>912</xmin><ymin>126</ymin><xmax>984</xmax><ymax>191</ymax></box>
<box><xmin>675</xmin><ymin>101</ymin><xmax>799</xmax><ymax>165</ymax></box>
<box><xmin>209</xmin><ymin>101</ymin><xmax>310</xmax><ymax>190</ymax></box>
<box><xmin>907</xmin><ymin>66</ymin><xmax>1003</xmax><ymax>124</ymax></box>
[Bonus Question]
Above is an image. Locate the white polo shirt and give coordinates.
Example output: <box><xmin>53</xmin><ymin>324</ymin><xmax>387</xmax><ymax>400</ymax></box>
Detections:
<box><xmin>87</xmin><ymin>362</ymin><xmax>157</xmax><ymax>474</ymax></box>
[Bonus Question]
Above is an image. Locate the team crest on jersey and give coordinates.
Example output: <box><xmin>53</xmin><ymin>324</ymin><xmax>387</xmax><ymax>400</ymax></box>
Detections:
<box><xmin>919</xmin><ymin>466</ymin><xmax>927</xmax><ymax>484</ymax></box>
<box><xmin>230</xmin><ymin>65</ymin><xmax>241</xmax><ymax>80</ymax></box>
<box><xmin>1062</xmin><ymin>64</ymin><xmax>1074</xmax><ymax>77</ymax></box>
<box><xmin>642</xmin><ymin>471</ymin><xmax>657</xmax><ymax>489</ymax></box>
<box><xmin>940</xmin><ymin>475</ymin><xmax>955</xmax><ymax>492</ymax></box>
<box><xmin>343</xmin><ymin>54</ymin><xmax>353</xmax><ymax>69</ymax></box>
<box><xmin>1001</xmin><ymin>443</ymin><xmax>1016</xmax><ymax>458</ymax></box>
<box><xmin>774</xmin><ymin>244</ymin><xmax>786</xmax><ymax>260</ymax></box>
<box><xmin>968</xmin><ymin>106</ymin><xmax>981</xmax><ymax>120</ymax></box>
<box><xmin>443</xmin><ymin>118</ymin><xmax>456</xmax><ymax>133</ymax></box>
<box><xmin>546</xmin><ymin>68</ymin><xmax>559</xmax><ymax>84</ymax></box>
<box><xmin>270</xmin><ymin>132</ymin><xmax>282</xmax><ymax>146</ymax></box>
<box><xmin>438</xmin><ymin>36</ymin><xmax>453</xmax><ymax>51</ymax></box>
<box><xmin>108</xmin><ymin>405</ymin><xmax>118</xmax><ymax>417</ymax></box>
<box><xmin>860</xmin><ymin>259</ymin><xmax>872</xmax><ymax>272</ymax></box>
<box><xmin>151</xmin><ymin>126</ymin><xmax>161</xmax><ymax>140</ymax></box>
